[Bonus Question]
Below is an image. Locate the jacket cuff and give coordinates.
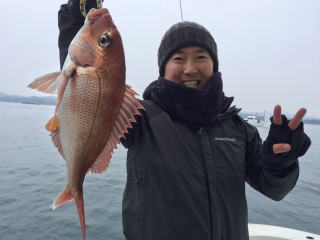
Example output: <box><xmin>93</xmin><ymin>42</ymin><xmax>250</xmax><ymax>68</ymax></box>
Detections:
<box><xmin>262</xmin><ymin>140</ymin><xmax>297</xmax><ymax>169</ymax></box>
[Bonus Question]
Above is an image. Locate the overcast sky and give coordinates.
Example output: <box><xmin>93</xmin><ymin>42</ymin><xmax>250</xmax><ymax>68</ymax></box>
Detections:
<box><xmin>1</xmin><ymin>0</ymin><xmax>319</xmax><ymax>117</ymax></box>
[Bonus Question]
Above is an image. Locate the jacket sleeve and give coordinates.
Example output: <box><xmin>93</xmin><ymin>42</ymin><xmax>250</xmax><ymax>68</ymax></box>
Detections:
<box><xmin>244</xmin><ymin>117</ymin><xmax>311</xmax><ymax>201</ymax></box>
<box><xmin>58</xmin><ymin>0</ymin><xmax>98</xmax><ymax>70</ymax></box>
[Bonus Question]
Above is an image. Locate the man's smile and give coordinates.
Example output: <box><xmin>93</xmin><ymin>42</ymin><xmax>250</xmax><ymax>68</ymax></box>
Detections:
<box><xmin>181</xmin><ymin>80</ymin><xmax>200</xmax><ymax>88</ymax></box>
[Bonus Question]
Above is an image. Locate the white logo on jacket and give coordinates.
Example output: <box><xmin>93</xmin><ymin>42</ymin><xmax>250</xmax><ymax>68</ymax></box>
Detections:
<box><xmin>214</xmin><ymin>137</ymin><xmax>236</xmax><ymax>142</ymax></box>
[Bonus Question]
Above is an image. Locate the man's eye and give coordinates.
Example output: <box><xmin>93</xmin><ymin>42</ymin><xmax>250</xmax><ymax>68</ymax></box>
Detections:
<box><xmin>197</xmin><ymin>55</ymin><xmax>207</xmax><ymax>59</ymax></box>
<box><xmin>173</xmin><ymin>56</ymin><xmax>184</xmax><ymax>61</ymax></box>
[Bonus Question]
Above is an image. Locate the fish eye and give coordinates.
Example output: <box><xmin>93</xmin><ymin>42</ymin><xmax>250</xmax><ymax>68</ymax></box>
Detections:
<box><xmin>99</xmin><ymin>33</ymin><xmax>112</xmax><ymax>48</ymax></box>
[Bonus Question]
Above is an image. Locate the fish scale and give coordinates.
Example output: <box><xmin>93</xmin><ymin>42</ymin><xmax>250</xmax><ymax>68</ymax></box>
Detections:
<box><xmin>59</xmin><ymin>73</ymin><xmax>106</xmax><ymax>162</ymax></box>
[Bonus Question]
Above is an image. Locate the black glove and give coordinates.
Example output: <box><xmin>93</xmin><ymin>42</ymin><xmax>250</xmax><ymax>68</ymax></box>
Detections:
<box><xmin>67</xmin><ymin>0</ymin><xmax>101</xmax><ymax>19</ymax></box>
<box><xmin>262</xmin><ymin>115</ymin><xmax>311</xmax><ymax>167</ymax></box>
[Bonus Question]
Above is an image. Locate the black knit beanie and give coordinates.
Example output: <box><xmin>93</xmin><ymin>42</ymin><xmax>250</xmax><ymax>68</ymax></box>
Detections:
<box><xmin>158</xmin><ymin>21</ymin><xmax>219</xmax><ymax>77</ymax></box>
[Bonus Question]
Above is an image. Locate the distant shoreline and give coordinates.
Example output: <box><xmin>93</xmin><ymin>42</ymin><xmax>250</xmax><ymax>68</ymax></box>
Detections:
<box><xmin>239</xmin><ymin>113</ymin><xmax>320</xmax><ymax>125</ymax></box>
<box><xmin>0</xmin><ymin>94</ymin><xmax>319</xmax><ymax>125</ymax></box>
<box><xmin>0</xmin><ymin>93</ymin><xmax>56</xmax><ymax>106</ymax></box>
<box><xmin>0</xmin><ymin>99</ymin><xmax>56</xmax><ymax>106</ymax></box>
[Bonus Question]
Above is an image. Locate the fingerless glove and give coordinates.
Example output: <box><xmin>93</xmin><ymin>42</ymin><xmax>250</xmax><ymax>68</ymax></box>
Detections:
<box><xmin>262</xmin><ymin>115</ymin><xmax>311</xmax><ymax>167</ymax></box>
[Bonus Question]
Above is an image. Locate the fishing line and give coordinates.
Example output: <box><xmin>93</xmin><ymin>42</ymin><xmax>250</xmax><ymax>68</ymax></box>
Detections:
<box><xmin>178</xmin><ymin>0</ymin><xmax>184</xmax><ymax>22</ymax></box>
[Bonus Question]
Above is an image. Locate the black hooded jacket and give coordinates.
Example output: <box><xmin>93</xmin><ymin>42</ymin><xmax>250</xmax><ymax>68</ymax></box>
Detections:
<box><xmin>119</xmin><ymin>95</ymin><xmax>299</xmax><ymax>240</ymax></box>
<box><xmin>57</xmin><ymin>3</ymin><xmax>310</xmax><ymax>240</ymax></box>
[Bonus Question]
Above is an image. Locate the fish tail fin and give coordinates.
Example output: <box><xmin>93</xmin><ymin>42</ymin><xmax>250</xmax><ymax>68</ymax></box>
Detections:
<box><xmin>51</xmin><ymin>185</ymin><xmax>74</xmax><ymax>210</ymax></box>
<box><xmin>75</xmin><ymin>191</ymin><xmax>87</xmax><ymax>240</ymax></box>
<box><xmin>51</xmin><ymin>187</ymin><xmax>87</xmax><ymax>239</ymax></box>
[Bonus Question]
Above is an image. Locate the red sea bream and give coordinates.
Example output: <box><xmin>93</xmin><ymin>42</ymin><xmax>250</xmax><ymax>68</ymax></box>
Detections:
<box><xmin>28</xmin><ymin>8</ymin><xmax>144</xmax><ymax>239</ymax></box>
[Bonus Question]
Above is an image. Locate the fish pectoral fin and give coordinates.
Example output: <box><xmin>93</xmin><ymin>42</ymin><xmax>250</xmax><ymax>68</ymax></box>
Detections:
<box><xmin>90</xmin><ymin>85</ymin><xmax>145</xmax><ymax>174</ymax></box>
<box><xmin>51</xmin><ymin>185</ymin><xmax>74</xmax><ymax>210</ymax></box>
<box><xmin>28</xmin><ymin>72</ymin><xmax>61</xmax><ymax>94</ymax></box>
<box><xmin>54</xmin><ymin>70</ymin><xmax>71</xmax><ymax>116</ymax></box>
<box><xmin>46</xmin><ymin>115</ymin><xmax>60</xmax><ymax>132</ymax></box>
<box><xmin>45</xmin><ymin>72</ymin><xmax>69</xmax><ymax>133</ymax></box>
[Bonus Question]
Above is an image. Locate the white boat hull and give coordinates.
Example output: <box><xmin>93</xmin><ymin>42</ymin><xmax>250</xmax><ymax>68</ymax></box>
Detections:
<box><xmin>249</xmin><ymin>224</ymin><xmax>320</xmax><ymax>240</ymax></box>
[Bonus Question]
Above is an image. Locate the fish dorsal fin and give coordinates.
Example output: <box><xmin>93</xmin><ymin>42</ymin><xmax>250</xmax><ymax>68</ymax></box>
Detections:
<box><xmin>90</xmin><ymin>85</ymin><xmax>144</xmax><ymax>174</ymax></box>
<box><xmin>50</xmin><ymin>128</ymin><xmax>65</xmax><ymax>160</ymax></box>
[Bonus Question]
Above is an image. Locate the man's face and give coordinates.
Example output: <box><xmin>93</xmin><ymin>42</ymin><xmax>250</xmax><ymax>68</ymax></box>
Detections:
<box><xmin>164</xmin><ymin>46</ymin><xmax>214</xmax><ymax>88</ymax></box>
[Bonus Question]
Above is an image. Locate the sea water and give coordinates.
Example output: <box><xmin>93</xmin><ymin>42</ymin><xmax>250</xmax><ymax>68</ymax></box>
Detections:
<box><xmin>0</xmin><ymin>102</ymin><xmax>319</xmax><ymax>240</ymax></box>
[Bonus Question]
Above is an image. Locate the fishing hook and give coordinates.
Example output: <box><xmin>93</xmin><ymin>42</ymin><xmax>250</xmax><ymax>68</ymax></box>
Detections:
<box><xmin>80</xmin><ymin>0</ymin><xmax>103</xmax><ymax>17</ymax></box>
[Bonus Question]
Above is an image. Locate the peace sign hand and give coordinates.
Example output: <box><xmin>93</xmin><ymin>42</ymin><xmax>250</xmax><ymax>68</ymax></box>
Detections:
<box><xmin>263</xmin><ymin>105</ymin><xmax>311</xmax><ymax>161</ymax></box>
<box><xmin>272</xmin><ymin>105</ymin><xmax>307</xmax><ymax>154</ymax></box>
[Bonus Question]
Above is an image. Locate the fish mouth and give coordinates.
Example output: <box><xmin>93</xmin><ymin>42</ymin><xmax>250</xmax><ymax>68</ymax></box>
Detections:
<box><xmin>181</xmin><ymin>80</ymin><xmax>200</xmax><ymax>88</ymax></box>
<box><xmin>86</xmin><ymin>8</ymin><xmax>111</xmax><ymax>23</ymax></box>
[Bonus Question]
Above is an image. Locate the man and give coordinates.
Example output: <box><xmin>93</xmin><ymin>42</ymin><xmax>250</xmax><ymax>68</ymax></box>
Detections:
<box><xmin>58</xmin><ymin>1</ymin><xmax>311</xmax><ymax>239</ymax></box>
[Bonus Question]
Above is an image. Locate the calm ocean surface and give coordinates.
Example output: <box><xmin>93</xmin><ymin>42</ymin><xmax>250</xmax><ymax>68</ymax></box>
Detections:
<box><xmin>0</xmin><ymin>102</ymin><xmax>319</xmax><ymax>240</ymax></box>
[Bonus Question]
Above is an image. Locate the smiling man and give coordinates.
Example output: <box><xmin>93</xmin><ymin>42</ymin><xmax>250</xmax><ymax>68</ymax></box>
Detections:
<box><xmin>165</xmin><ymin>46</ymin><xmax>213</xmax><ymax>88</ymax></box>
<box><xmin>159</xmin><ymin>22</ymin><xmax>217</xmax><ymax>89</ymax></box>
<box><xmin>58</xmin><ymin>1</ymin><xmax>311</xmax><ymax>240</ymax></box>
<box><xmin>159</xmin><ymin>22</ymin><xmax>217</xmax><ymax>88</ymax></box>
